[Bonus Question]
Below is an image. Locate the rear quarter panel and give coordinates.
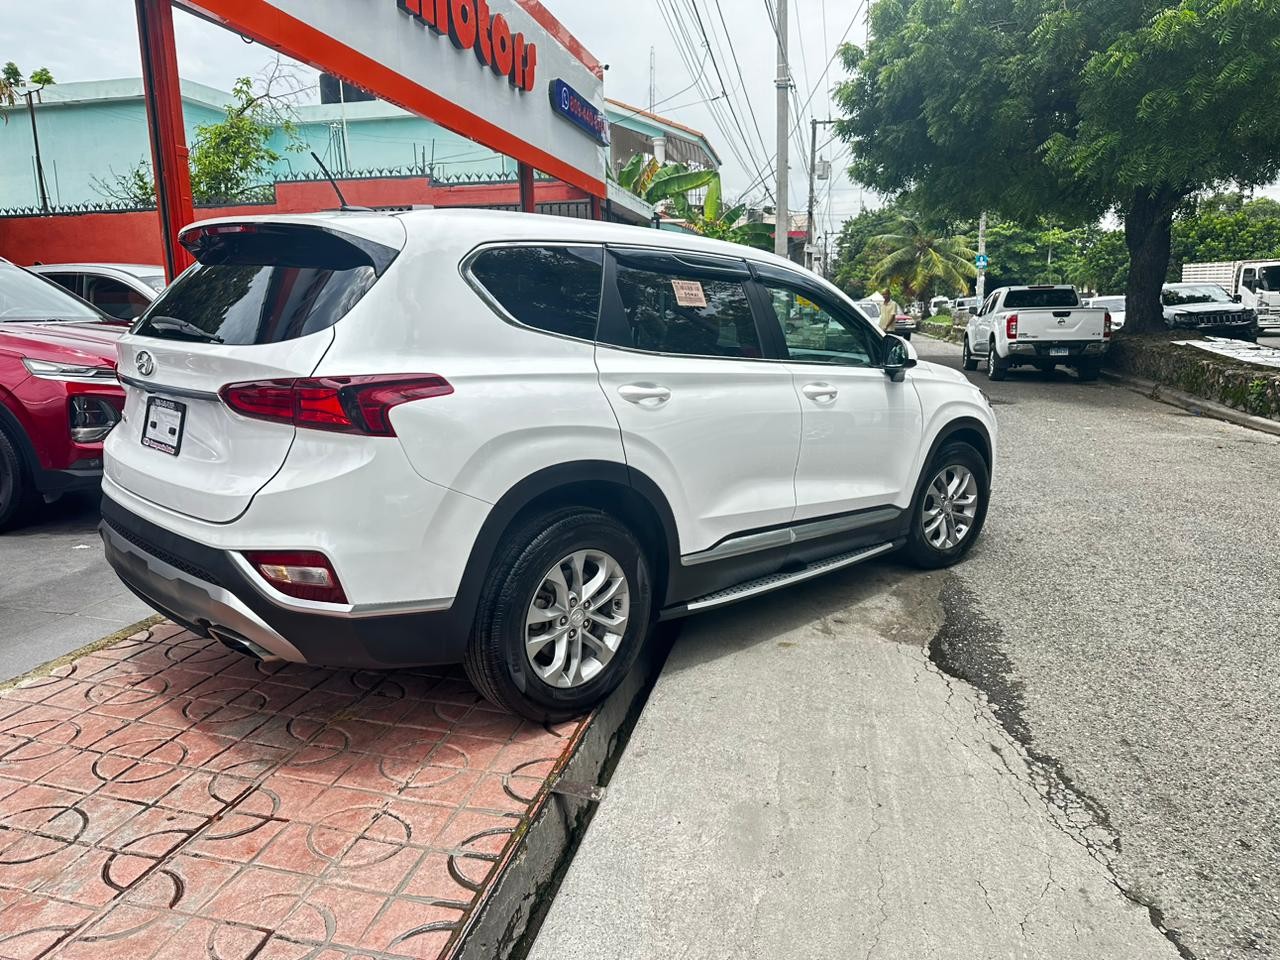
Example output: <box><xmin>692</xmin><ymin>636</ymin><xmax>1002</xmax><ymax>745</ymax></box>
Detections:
<box><xmin>314</xmin><ymin>229</ymin><xmax>625</xmax><ymax>506</ymax></box>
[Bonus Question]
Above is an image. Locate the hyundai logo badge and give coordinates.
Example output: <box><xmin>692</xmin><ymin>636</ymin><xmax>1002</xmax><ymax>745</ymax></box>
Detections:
<box><xmin>136</xmin><ymin>351</ymin><xmax>155</xmax><ymax>377</ymax></box>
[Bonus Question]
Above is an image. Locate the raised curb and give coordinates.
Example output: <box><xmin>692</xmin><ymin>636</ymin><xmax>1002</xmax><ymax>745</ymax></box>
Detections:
<box><xmin>1102</xmin><ymin>369</ymin><xmax>1280</xmax><ymax>438</ymax></box>
<box><xmin>452</xmin><ymin>625</ymin><xmax>675</xmax><ymax>960</ymax></box>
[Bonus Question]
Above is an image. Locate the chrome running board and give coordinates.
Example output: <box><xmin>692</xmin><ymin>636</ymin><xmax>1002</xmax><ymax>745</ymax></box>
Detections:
<box><xmin>661</xmin><ymin>541</ymin><xmax>899</xmax><ymax>619</ymax></box>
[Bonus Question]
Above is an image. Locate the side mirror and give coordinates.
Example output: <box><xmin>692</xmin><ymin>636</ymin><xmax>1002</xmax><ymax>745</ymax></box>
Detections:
<box><xmin>883</xmin><ymin>334</ymin><xmax>918</xmax><ymax>383</ymax></box>
<box><xmin>1232</xmin><ymin>294</ymin><xmax>1243</xmax><ymax>303</ymax></box>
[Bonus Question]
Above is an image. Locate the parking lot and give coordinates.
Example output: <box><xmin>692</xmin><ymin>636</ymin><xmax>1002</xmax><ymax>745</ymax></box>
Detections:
<box><xmin>1</xmin><ymin>336</ymin><xmax>1277</xmax><ymax>959</ymax></box>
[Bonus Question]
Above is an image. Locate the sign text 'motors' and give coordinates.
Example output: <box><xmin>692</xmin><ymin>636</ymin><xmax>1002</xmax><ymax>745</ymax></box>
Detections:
<box><xmin>397</xmin><ymin>0</ymin><xmax>539</xmax><ymax>92</ymax></box>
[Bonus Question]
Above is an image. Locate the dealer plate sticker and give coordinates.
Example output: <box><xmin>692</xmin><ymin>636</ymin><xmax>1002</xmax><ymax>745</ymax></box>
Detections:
<box><xmin>142</xmin><ymin>396</ymin><xmax>186</xmax><ymax>457</ymax></box>
<box><xmin>671</xmin><ymin>280</ymin><xmax>708</xmax><ymax>309</ymax></box>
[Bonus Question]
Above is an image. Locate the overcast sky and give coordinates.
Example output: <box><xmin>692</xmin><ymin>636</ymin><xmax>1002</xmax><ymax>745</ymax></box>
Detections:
<box><xmin>0</xmin><ymin>0</ymin><xmax>873</xmax><ymax>239</ymax></box>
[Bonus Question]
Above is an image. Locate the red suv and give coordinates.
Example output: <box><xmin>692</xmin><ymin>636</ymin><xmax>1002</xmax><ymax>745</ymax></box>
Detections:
<box><xmin>0</xmin><ymin>259</ymin><xmax>126</xmax><ymax>530</ymax></box>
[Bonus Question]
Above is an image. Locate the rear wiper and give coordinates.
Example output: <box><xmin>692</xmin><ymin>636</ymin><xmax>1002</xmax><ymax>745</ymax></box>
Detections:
<box><xmin>147</xmin><ymin>316</ymin><xmax>224</xmax><ymax>344</ymax></box>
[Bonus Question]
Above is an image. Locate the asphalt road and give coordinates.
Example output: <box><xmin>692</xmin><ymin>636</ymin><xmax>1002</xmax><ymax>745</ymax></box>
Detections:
<box><xmin>0</xmin><ymin>491</ymin><xmax>151</xmax><ymax>679</ymax></box>
<box><xmin>924</xmin><ymin>335</ymin><xmax>1279</xmax><ymax>958</ymax></box>
<box><xmin>536</xmin><ymin>336</ymin><xmax>1277</xmax><ymax>960</ymax></box>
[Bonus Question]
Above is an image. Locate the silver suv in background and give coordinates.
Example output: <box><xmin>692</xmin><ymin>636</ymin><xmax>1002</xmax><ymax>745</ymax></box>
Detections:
<box><xmin>31</xmin><ymin>264</ymin><xmax>165</xmax><ymax>321</ymax></box>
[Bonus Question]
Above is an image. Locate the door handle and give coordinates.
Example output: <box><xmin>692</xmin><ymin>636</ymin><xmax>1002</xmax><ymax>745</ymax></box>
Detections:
<box><xmin>618</xmin><ymin>383</ymin><xmax>672</xmax><ymax>406</ymax></box>
<box><xmin>801</xmin><ymin>382</ymin><xmax>839</xmax><ymax>402</ymax></box>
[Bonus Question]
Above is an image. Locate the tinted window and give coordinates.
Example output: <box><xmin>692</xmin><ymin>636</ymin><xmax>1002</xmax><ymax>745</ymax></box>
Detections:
<box><xmin>135</xmin><ymin>227</ymin><xmax>393</xmax><ymax>345</ymax></box>
<box><xmin>609</xmin><ymin>264</ymin><xmax>762</xmax><ymax>359</ymax></box>
<box><xmin>1003</xmin><ymin>288</ymin><xmax>1080</xmax><ymax>309</ymax></box>
<box><xmin>1163</xmin><ymin>284</ymin><xmax>1232</xmax><ymax>306</ymax></box>
<box><xmin>469</xmin><ymin>246</ymin><xmax>603</xmax><ymax>341</ymax></box>
<box><xmin>763</xmin><ymin>284</ymin><xmax>881</xmax><ymax>368</ymax></box>
<box><xmin>43</xmin><ymin>273</ymin><xmax>82</xmax><ymax>297</ymax></box>
<box><xmin>85</xmin><ymin>276</ymin><xmax>151</xmax><ymax>320</ymax></box>
<box><xmin>0</xmin><ymin>262</ymin><xmax>101</xmax><ymax>322</ymax></box>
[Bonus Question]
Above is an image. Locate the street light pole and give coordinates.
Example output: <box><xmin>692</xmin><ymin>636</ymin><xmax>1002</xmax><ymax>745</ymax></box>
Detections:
<box><xmin>976</xmin><ymin>211</ymin><xmax>988</xmax><ymax>304</ymax></box>
<box><xmin>24</xmin><ymin>91</ymin><xmax>50</xmax><ymax>215</ymax></box>
<box><xmin>774</xmin><ymin>0</ymin><xmax>790</xmax><ymax>259</ymax></box>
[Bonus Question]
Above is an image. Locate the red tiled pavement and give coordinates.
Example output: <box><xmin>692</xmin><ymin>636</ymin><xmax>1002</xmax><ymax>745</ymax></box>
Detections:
<box><xmin>0</xmin><ymin>623</ymin><xmax>584</xmax><ymax>960</ymax></box>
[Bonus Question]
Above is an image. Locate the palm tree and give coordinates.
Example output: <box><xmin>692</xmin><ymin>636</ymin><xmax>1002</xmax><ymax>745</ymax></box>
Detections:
<box><xmin>869</xmin><ymin>216</ymin><xmax>977</xmax><ymax>301</ymax></box>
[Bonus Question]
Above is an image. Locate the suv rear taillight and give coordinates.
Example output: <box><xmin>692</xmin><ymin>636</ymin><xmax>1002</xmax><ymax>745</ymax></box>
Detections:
<box><xmin>220</xmin><ymin>375</ymin><xmax>452</xmax><ymax>437</ymax></box>
<box><xmin>1104</xmin><ymin>312</ymin><xmax>1113</xmax><ymax>338</ymax></box>
<box><xmin>1006</xmin><ymin>314</ymin><xmax>1019</xmax><ymax>340</ymax></box>
<box><xmin>243</xmin><ymin>550</ymin><xmax>348</xmax><ymax>604</ymax></box>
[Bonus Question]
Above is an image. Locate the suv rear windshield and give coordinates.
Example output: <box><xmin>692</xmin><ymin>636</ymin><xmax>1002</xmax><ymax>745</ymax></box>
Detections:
<box><xmin>134</xmin><ymin>226</ymin><xmax>397</xmax><ymax>345</ymax></box>
<box><xmin>1003</xmin><ymin>288</ymin><xmax>1080</xmax><ymax>309</ymax></box>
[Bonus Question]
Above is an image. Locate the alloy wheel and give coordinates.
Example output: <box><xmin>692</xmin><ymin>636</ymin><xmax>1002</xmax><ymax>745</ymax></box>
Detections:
<box><xmin>921</xmin><ymin>465</ymin><xmax>980</xmax><ymax>550</ymax></box>
<box><xmin>525</xmin><ymin>550</ymin><xmax>631</xmax><ymax>689</ymax></box>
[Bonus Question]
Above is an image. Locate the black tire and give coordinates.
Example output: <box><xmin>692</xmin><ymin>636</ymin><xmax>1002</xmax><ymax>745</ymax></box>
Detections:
<box><xmin>986</xmin><ymin>339</ymin><xmax>1008</xmax><ymax>381</ymax></box>
<box><xmin>0</xmin><ymin>428</ymin><xmax>36</xmax><ymax>533</ymax></box>
<box><xmin>962</xmin><ymin>337</ymin><xmax>979</xmax><ymax>371</ymax></box>
<box><xmin>464</xmin><ymin>507</ymin><xmax>653</xmax><ymax>722</ymax></box>
<box><xmin>903</xmin><ymin>441</ymin><xmax>991</xmax><ymax>570</ymax></box>
<box><xmin>1076</xmin><ymin>359</ymin><xmax>1102</xmax><ymax>382</ymax></box>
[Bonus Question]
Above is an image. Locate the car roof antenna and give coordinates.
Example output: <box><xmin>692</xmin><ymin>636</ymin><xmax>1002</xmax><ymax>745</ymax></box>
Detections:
<box><xmin>310</xmin><ymin>152</ymin><xmax>373</xmax><ymax>213</ymax></box>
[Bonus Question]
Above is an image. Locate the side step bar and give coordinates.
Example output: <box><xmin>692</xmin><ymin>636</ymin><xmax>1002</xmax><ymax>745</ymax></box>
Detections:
<box><xmin>660</xmin><ymin>541</ymin><xmax>901</xmax><ymax>620</ymax></box>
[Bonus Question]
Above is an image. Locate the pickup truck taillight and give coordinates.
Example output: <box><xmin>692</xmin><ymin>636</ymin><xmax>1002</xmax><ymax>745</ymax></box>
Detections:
<box><xmin>1006</xmin><ymin>314</ymin><xmax>1019</xmax><ymax>340</ymax></box>
<box><xmin>1104</xmin><ymin>312</ymin><xmax>1113</xmax><ymax>338</ymax></box>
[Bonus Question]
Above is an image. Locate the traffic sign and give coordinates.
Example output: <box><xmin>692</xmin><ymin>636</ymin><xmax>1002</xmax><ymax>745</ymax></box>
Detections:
<box><xmin>975</xmin><ymin>254</ymin><xmax>990</xmax><ymax>270</ymax></box>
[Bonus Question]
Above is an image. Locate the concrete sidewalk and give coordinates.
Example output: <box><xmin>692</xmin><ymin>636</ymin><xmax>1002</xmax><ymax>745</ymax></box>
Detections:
<box><xmin>529</xmin><ymin>564</ymin><xmax>1179</xmax><ymax>960</ymax></box>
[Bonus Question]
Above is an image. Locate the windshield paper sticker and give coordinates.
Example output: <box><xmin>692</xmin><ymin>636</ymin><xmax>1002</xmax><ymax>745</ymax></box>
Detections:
<box><xmin>671</xmin><ymin>280</ymin><xmax>708</xmax><ymax>309</ymax></box>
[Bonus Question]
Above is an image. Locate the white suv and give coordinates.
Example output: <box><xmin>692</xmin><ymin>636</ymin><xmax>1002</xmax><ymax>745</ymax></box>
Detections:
<box><xmin>101</xmin><ymin>210</ymin><xmax>997</xmax><ymax>720</ymax></box>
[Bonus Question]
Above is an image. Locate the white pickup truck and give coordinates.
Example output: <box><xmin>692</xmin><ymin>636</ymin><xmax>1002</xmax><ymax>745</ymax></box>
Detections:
<box><xmin>963</xmin><ymin>285</ymin><xmax>1111</xmax><ymax>382</ymax></box>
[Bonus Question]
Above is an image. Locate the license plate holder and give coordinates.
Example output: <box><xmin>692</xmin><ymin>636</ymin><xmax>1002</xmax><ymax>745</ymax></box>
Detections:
<box><xmin>1049</xmin><ymin>347</ymin><xmax>1070</xmax><ymax>357</ymax></box>
<box><xmin>141</xmin><ymin>396</ymin><xmax>187</xmax><ymax>457</ymax></box>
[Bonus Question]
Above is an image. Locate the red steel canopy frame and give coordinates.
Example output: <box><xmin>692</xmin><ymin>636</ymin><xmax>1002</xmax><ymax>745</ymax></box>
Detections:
<box><xmin>136</xmin><ymin>0</ymin><xmax>609</xmax><ymax>280</ymax></box>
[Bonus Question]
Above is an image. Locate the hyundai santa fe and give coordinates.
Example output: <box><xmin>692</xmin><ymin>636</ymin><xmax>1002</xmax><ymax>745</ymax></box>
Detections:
<box><xmin>101</xmin><ymin>210</ymin><xmax>997</xmax><ymax>721</ymax></box>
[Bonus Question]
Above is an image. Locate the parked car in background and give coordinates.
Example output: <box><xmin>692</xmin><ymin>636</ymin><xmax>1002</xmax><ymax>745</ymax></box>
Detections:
<box><xmin>892</xmin><ymin>312</ymin><xmax>917</xmax><ymax>339</ymax></box>
<box><xmin>964</xmin><ymin>285</ymin><xmax>1110</xmax><ymax>381</ymax></box>
<box><xmin>31</xmin><ymin>263</ymin><xmax>165</xmax><ymax>321</ymax></box>
<box><xmin>0</xmin><ymin>259</ymin><xmax>125</xmax><ymax>530</ymax></box>
<box><xmin>1181</xmin><ymin>260</ymin><xmax>1280</xmax><ymax>334</ymax></box>
<box><xmin>929</xmin><ymin>296</ymin><xmax>953</xmax><ymax>316</ymax></box>
<box><xmin>102</xmin><ymin>209</ymin><xmax>996</xmax><ymax>721</ymax></box>
<box><xmin>1162</xmin><ymin>283</ymin><xmax>1259</xmax><ymax>341</ymax></box>
<box><xmin>953</xmin><ymin>297</ymin><xmax>980</xmax><ymax>320</ymax></box>
<box><xmin>1086</xmin><ymin>296</ymin><xmax>1126</xmax><ymax>330</ymax></box>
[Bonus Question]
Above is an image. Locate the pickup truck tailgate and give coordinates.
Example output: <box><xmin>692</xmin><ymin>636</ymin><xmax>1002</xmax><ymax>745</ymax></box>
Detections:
<box><xmin>1016</xmin><ymin>308</ymin><xmax>1106</xmax><ymax>341</ymax></box>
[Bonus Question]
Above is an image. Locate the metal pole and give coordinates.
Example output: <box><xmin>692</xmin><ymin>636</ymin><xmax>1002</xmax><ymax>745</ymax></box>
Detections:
<box><xmin>135</xmin><ymin>0</ymin><xmax>196</xmax><ymax>281</ymax></box>
<box><xmin>806</xmin><ymin>118</ymin><xmax>818</xmax><ymax>270</ymax></box>
<box><xmin>518</xmin><ymin>161</ymin><xmax>536</xmax><ymax>213</ymax></box>
<box><xmin>774</xmin><ymin>0</ymin><xmax>790</xmax><ymax>259</ymax></box>
<box><xmin>25</xmin><ymin>92</ymin><xmax>51</xmax><ymax>215</ymax></box>
<box><xmin>976</xmin><ymin>211</ymin><xmax>988</xmax><ymax>304</ymax></box>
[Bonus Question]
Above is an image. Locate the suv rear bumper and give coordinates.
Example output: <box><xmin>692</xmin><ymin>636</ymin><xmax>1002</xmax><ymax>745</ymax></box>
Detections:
<box><xmin>100</xmin><ymin>496</ymin><xmax>473</xmax><ymax>669</ymax></box>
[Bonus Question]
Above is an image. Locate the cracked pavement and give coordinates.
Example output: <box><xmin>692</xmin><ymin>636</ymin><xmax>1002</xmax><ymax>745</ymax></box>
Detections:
<box><xmin>529</xmin><ymin>565</ymin><xmax>1177</xmax><ymax>959</ymax></box>
<box><xmin>530</xmin><ymin>337</ymin><xmax>1277</xmax><ymax>959</ymax></box>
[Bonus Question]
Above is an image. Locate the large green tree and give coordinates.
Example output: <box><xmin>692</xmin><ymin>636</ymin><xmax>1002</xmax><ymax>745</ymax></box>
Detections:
<box><xmin>835</xmin><ymin>0</ymin><xmax>1280</xmax><ymax>333</ymax></box>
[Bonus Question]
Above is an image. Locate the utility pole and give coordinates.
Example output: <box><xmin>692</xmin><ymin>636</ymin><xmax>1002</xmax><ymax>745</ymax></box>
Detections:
<box><xmin>649</xmin><ymin>47</ymin><xmax>656</xmax><ymax>113</ymax></box>
<box><xmin>806</xmin><ymin>118</ymin><xmax>836</xmax><ymax>271</ymax></box>
<box><xmin>975</xmin><ymin>211</ymin><xmax>988</xmax><ymax>304</ymax></box>
<box><xmin>24</xmin><ymin>91</ymin><xmax>50</xmax><ymax>215</ymax></box>
<box><xmin>774</xmin><ymin>0</ymin><xmax>790</xmax><ymax>259</ymax></box>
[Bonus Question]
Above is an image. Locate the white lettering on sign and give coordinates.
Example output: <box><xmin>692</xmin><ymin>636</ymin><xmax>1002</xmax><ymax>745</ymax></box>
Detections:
<box><xmin>397</xmin><ymin>0</ymin><xmax>538</xmax><ymax>91</ymax></box>
<box><xmin>671</xmin><ymin>280</ymin><xmax>708</xmax><ymax>309</ymax></box>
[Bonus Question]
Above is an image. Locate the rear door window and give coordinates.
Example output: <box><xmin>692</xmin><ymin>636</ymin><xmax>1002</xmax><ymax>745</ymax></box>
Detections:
<box><xmin>1003</xmin><ymin>288</ymin><xmax>1080</xmax><ymax>309</ymax></box>
<box><xmin>468</xmin><ymin>246</ymin><xmax>603</xmax><ymax>341</ymax></box>
<box><xmin>603</xmin><ymin>252</ymin><xmax>763</xmax><ymax>359</ymax></box>
<box><xmin>43</xmin><ymin>273</ymin><xmax>83</xmax><ymax>298</ymax></box>
<box><xmin>85</xmin><ymin>276</ymin><xmax>151</xmax><ymax>320</ymax></box>
<box><xmin>134</xmin><ymin>225</ymin><xmax>398</xmax><ymax>345</ymax></box>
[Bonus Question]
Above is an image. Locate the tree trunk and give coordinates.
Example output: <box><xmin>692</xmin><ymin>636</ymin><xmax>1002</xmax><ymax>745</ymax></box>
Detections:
<box><xmin>1122</xmin><ymin>186</ymin><xmax>1181</xmax><ymax>335</ymax></box>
